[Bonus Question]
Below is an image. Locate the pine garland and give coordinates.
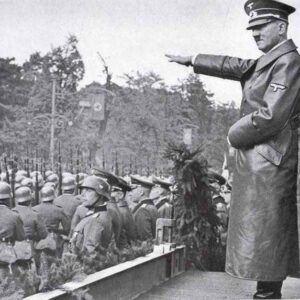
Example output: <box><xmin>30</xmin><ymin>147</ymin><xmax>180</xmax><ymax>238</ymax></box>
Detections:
<box><xmin>164</xmin><ymin>142</ymin><xmax>225</xmax><ymax>271</ymax></box>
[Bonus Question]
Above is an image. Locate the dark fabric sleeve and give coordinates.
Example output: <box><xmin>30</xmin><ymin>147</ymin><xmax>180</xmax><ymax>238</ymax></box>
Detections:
<box><xmin>193</xmin><ymin>54</ymin><xmax>255</xmax><ymax>81</ymax></box>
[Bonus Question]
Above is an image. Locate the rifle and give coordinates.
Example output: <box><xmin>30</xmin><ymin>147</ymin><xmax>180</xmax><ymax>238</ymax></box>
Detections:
<box><xmin>34</xmin><ymin>151</ymin><xmax>39</xmax><ymax>205</ymax></box>
<box><xmin>75</xmin><ymin>146</ymin><xmax>80</xmax><ymax>195</ymax></box>
<box><xmin>70</xmin><ymin>148</ymin><xmax>73</xmax><ymax>174</ymax></box>
<box><xmin>4</xmin><ymin>156</ymin><xmax>10</xmax><ymax>184</ymax></box>
<box><xmin>115</xmin><ymin>151</ymin><xmax>119</xmax><ymax>176</ymax></box>
<box><xmin>147</xmin><ymin>154</ymin><xmax>150</xmax><ymax>177</ymax></box>
<box><xmin>43</xmin><ymin>151</ymin><xmax>46</xmax><ymax>180</ymax></box>
<box><xmin>58</xmin><ymin>141</ymin><xmax>62</xmax><ymax>196</ymax></box>
<box><xmin>10</xmin><ymin>156</ymin><xmax>17</xmax><ymax>208</ymax></box>
<box><xmin>129</xmin><ymin>154</ymin><xmax>132</xmax><ymax>175</ymax></box>
<box><xmin>134</xmin><ymin>157</ymin><xmax>138</xmax><ymax>175</ymax></box>
<box><xmin>25</xmin><ymin>146</ymin><xmax>30</xmax><ymax>177</ymax></box>
<box><xmin>39</xmin><ymin>151</ymin><xmax>43</xmax><ymax>177</ymax></box>
<box><xmin>89</xmin><ymin>149</ymin><xmax>92</xmax><ymax>170</ymax></box>
<box><xmin>102</xmin><ymin>149</ymin><xmax>106</xmax><ymax>169</ymax></box>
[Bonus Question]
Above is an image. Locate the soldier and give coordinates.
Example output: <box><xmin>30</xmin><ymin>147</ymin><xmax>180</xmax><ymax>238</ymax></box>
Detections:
<box><xmin>13</xmin><ymin>187</ymin><xmax>48</xmax><ymax>270</ymax></box>
<box><xmin>152</xmin><ymin>176</ymin><xmax>173</xmax><ymax>219</ymax></box>
<box><xmin>21</xmin><ymin>177</ymin><xmax>33</xmax><ymax>190</ymax></box>
<box><xmin>131</xmin><ymin>176</ymin><xmax>158</xmax><ymax>241</ymax></box>
<box><xmin>70</xmin><ymin>176</ymin><xmax>112</xmax><ymax>255</ymax></box>
<box><xmin>54</xmin><ymin>176</ymin><xmax>82</xmax><ymax>220</ymax></box>
<box><xmin>92</xmin><ymin>168</ymin><xmax>123</xmax><ymax>248</ymax></box>
<box><xmin>33</xmin><ymin>186</ymin><xmax>70</xmax><ymax>263</ymax></box>
<box><xmin>45</xmin><ymin>173</ymin><xmax>59</xmax><ymax>192</ymax></box>
<box><xmin>106</xmin><ymin>193</ymin><xmax>122</xmax><ymax>248</ymax></box>
<box><xmin>0</xmin><ymin>182</ymin><xmax>25</xmax><ymax>278</ymax></box>
<box><xmin>112</xmin><ymin>177</ymin><xmax>136</xmax><ymax>249</ymax></box>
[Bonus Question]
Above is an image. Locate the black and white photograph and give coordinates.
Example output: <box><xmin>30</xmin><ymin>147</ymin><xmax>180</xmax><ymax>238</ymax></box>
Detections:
<box><xmin>1</xmin><ymin>0</ymin><xmax>300</xmax><ymax>299</ymax></box>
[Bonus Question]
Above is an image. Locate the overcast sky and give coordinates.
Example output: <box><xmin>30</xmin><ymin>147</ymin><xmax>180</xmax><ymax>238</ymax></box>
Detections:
<box><xmin>1</xmin><ymin>0</ymin><xmax>300</xmax><ymax>105</ymax></box>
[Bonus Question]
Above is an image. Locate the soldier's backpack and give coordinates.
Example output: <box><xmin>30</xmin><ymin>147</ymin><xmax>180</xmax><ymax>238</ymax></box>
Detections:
<box><xmin>0</xmin><ymin>241</ymin><xmax>17</xmax><ymax>264</ymax></box>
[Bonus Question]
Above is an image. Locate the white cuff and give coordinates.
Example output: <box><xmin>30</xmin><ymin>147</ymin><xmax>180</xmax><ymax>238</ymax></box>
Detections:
<box><xmin>191</xmin><ymin>55</ymin><xmax>197</xmax><ymax>66</ymax></box>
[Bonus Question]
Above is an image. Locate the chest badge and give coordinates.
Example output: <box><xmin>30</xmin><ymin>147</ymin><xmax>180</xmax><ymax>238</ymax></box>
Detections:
<box><xmin>270</xmin><ymin>83</ymin><xmax>287</xmax><ymax>92</ymax></box>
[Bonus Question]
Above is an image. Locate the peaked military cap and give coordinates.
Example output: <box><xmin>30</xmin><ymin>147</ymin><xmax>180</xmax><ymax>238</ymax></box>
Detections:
<box><xmin>116</xmin><ymin>176</ymin><xmax>132</xmax><ymax>192</ymax></box>
<box><xmin>208</xmin><ymin>170</ymin><xmax>226</xmax><ymax>186</ymax></box>
<box><xmin>244</xmin><ymin>0</ymin><xmax>296</xmax><ymax>30</ymax></box>
<box><xmin>152</xmin><ymin>176</ymin><xmax>172</xmax><ymax>190</ymax></box>
<box><xmin>92</xmin><ymin>167</ymin><xmax>119</xmax><ymax>186</ymax></box>
<box><xmin>130</xmin><ymin>175</ymin><xmax>154</xmax><ymax>188</ymax></box>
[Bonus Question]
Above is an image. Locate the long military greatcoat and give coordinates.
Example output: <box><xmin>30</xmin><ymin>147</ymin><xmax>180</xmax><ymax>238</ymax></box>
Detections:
<box><xmin>193</xmin><ymin>39</ymin><xmax>300</xmax><ymax>281</ymax></box>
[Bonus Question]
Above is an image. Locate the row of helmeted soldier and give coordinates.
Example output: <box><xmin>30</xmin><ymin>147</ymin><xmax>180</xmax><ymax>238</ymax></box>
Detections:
<box><xmin>0</xmin><ymin>167</ymin><xmax>177</xmax><ymax>278</ymax></box>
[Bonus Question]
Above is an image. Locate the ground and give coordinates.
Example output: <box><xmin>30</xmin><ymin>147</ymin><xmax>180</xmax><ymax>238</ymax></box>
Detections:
<box><xmin>137</xmin><ymin>271</ymin><xmax>300</xmax><ymax>299</ymax></box>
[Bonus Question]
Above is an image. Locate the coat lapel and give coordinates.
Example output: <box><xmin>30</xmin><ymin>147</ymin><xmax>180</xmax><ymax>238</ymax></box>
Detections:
<box><xmin>255</xmin><ymin>39</ymin><xmax>297</xmax><ymax>72</ymax></box>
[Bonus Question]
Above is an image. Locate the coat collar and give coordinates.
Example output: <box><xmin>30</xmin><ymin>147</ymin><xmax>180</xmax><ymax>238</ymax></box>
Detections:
<box><xmin>255</xmin><ymin>39</ymin><xmax>297</xmax><ymax>72</ymax></box>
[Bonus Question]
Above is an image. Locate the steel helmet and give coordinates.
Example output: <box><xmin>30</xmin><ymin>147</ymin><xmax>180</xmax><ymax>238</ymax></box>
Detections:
<box><xmin>62</xmin><ymin>176</ymin><xmax>76</xmax><ymax>191</ymax></box>
<box><xmin>32</xmin><ymin>175</ymin><xmax>44</xmax><ymax>188</ymax></box>
<box><xmin>16</xmin><ymin>170</ymin><xmax>28</xmax><ymax>178</ymax></box>
<box><xmin>0</xmin><ymin>172</ymin><xmax>7</xmax><ymax>182</ymax></box>
<box><xmin>45</xmin><ymin>170</ymin><xmax>54</xmax><ymax>178</ymax></box>
<box><xmin>77</xmin><ymin>173</ymin><xmax>87</xmax><ymax>185</ymax></box>
<box><xmin>15</xmin><ymin>186</ymin><xmax>32</xmax><ymax>203</ymax></box>
<box><xmin>80</xmin><ymin>175</ymin><xmax>110</xmax><ymax>200</ymax></box>
<box><xmin>21</xmin><ymin>177</ymin><xmax>33</xmax><ymax>189</ymax></box>
<box><xmin>62</xmin><ymin>172</ymin><xmax>73</xmax><ymax>178</ymax></box>
<box><xmin>0</xmin><ymin>182</ymin><xmax>11</xmax><ymax>200</ymax></box>
<box><xmin>46</xmin><ymin>174</ymin><xmax>59</xmax><ymax>184</ymax></box>
<box><xmin>15</xmin><ymin>174</ymin><xmax>26</xmax><ymax>184</ymax></box>
<box><xmin>30</xmin><ymin>171</ymin><xmax>41</xmax><ymax>178</ymax></box>
<box><xmin>44</xmin><ymin>181</ymin><xmax>56</xmax><ymax>189</ymax></box>
<box><xmin>40</xmin><ymin>186</ymin><xmax>55</xmax><ymax>202</ymax></box>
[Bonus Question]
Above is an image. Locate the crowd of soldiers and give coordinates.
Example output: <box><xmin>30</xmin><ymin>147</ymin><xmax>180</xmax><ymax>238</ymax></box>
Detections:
<box><xmin>0</xmin><ymin>160</ymin><xmax>231</xmax><ymax>282</ymax></box>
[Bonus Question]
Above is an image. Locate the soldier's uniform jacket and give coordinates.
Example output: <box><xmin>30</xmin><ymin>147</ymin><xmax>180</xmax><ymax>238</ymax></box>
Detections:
<box><xmin>82</xmin><ymin>205</ymin><xmax>113</xmax><ymax>253</ymax></box>
<box><xmin>156</xmin><ymin>198</ymin><xmax>173</xmax><ymax>219</ymax></box>
<box><xmin>33</xmin><ymin>202</ymin><xmax>70</xmax><ymax>235</ymax></box>
<box><xmin>106</xmin><ymin>200</ymin><xmax>122</xmax><ymax>247</ymax></box>
<box><xmin>70</xmin><ymin>204</ymin><xmax>91</xmax><ymax>236</ymax></box>
<box><xmin>70</xmin><ymin>212</ymin><xmax>93</xmax><ymax>254</ymax></box>
<box><xmin>117</xmin><ymin>199</ymin><xmax>136</xmax><ymax>248</ymax></box>
<box><xmin>13</xmin><ymin>205</ymin><xmax>47</xmax><ymax>241</ymax></box>
<box><xmin>0</xmin><ymin>205</ymin><xmax>25</xmax><ymax>242</ymax></box>
<box><xmin>133</xmin><ymin>199</ymin><xmax>158</xmax><ymax>241</ymax></box>
<box><xmin>54</xmin><ymin>194</ymin><xmax>82</xmax><ymax>220</ymax></box>
<box><xmin>193</xmin><ymin>39</ymin><xmax>300</xmax><ymax>281</ymax></box>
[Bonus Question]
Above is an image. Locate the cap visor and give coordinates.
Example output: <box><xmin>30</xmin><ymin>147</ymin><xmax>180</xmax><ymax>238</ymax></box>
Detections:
<box><xmin>246</xmin><ymin>18</ymin><xmax>274</xmax><ymax>30</ymax></box>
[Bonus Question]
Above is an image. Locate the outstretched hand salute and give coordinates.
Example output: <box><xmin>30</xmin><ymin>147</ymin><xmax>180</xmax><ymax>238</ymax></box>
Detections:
<box><xmin>165</xmin><ymin>54</ymin><xmax>193</xmax><ymax>66</ymax></box>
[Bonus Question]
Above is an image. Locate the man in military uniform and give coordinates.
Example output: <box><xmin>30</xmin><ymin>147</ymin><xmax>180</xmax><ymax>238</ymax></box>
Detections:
<box><xmin>131</xmin><ymin>176</ymin><xmax>158</xmax><ymax>241</ymax></box>
<box><xmin>92</xmin><ymin>168</ymin><xmax>123</xmax><ymax>248</ymax></box>
<box><xmin>0</xmin><ymin>182</ymin><xmax>25</xmax><ymax>278</ymax></box>
<box><xmin>152</xmin><ymin>176</ymin><xmax>173</xmax><ymax>219</ymax></box>
<box><xmin>33</xmin><ymin>186</ymin><xmax>70</xmax><ymax>269</ymax></box>
<box><xmin>166</xmin><ymin>1</ymin><xmax>300</xmax><ymax>298</ymax></box>
<box><xmin>111</xmin><ymin>177</ymin><xmax>136</xmax><ymax>249</ymax></box>
<box><xmin>54</xmin><ymin>176</ymin><xmax>82</xmax><ymax>220</ymax></box>
<box><xmin>13</xmin><ymin>186</ymin><xmax>48</xmax><ymax>270</ymax></box>
<box><xmin>70</xmin><ymin>176</ymin><xmax>112</xmax><ymax>255</ymax></box>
